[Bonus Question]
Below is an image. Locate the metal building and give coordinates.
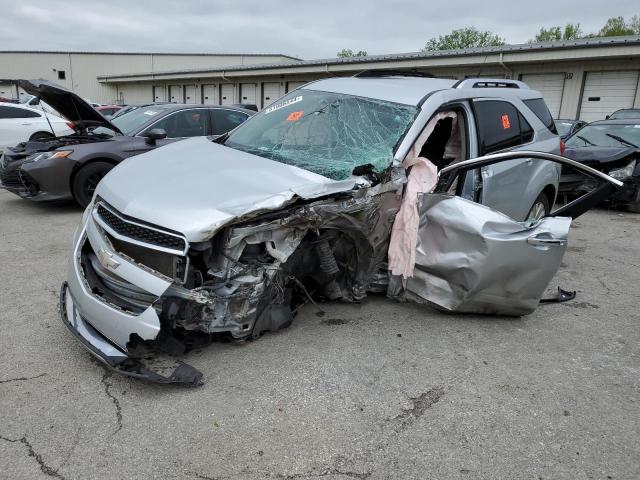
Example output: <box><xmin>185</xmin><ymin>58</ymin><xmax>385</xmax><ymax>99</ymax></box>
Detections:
<box><xmin>97</xmin><ymin>36</ymin><xmax>640</xmax><ymax>121</ymax></box>
<box><xmin>0</xmin><ymin>51</ymin><xmax>300</xmax><ymax>104</ymax></box>
<box><xmin>2</xmin><ymin>37</ymin><xmax>640</xmax><ymax>121</ymax></box>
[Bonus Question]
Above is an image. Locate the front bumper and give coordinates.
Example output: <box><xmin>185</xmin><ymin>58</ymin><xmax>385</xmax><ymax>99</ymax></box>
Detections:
<box><xmin>0</xmin><ymin>154</ymin><xmax>74</xmax><ymax>201</ymax></box>
<box><xmin>60</xmin><ymin>218</ymin><xmax>203</xmax><ymax>386</ymax></box>
<box><xmin>60</xmin><ymin>282</ymin><xmax>202</xmax><ymax>385</ymax></box>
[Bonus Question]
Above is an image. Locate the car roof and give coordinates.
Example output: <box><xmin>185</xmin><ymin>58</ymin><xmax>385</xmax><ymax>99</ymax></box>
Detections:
<box><xmin>304</xmin><ymin>76</ymin><xmax>457</xmax><ymax>106</ymax></box>
<box><xmin>0</xmin><ymin>101</ymin><xmax>42</xmax><ymax>113</ymax></box>
<box><xmin>587</xmin><ymin>119</ymin><xmax>640</xmax><ymax>126</ymax></box>
<box><xmin>150</xmin><ymin>103</ymin><xmax>255</xmax><ymax>115</ymax></box>
<box><xmin>302</xmin><ymin>74</ymin><xmax>542</xmax><ymax>107</ymax></box>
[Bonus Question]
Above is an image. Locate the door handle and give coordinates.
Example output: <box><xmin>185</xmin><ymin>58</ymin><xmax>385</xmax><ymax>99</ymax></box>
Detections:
<box><xmin>527</xmin><ymin>235</ymin><xmax>567</xmax><ymax>247</ymax></box>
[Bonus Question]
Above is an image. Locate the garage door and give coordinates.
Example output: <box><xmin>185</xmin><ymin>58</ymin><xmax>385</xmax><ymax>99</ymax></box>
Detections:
<box><xmin>286</xmin><ymin>81</ymin><xmax>307</xmax><ymax>93</ymax></box>
<box><xmin>240</xmin><ymin>83</ymin><xmax>257</xmax><ymax>106</ymax></box>
<box><xmin>153</xmin><ymin>85</ymin><xmax>166</xmax><ymax>102</ymax></box>
<box><xmin>168</xmin><ymin>85</ymin><xmax>183</xmax><ymax>103</ymax></box>
<box><xmin>220</xmin><ymin>84</ymin><xmax>234</xmax><ymax>105</ymax></box>
<box><xmin>579</xmin><ymin>71</ymin><xmax>640</xmax><ymax>122</ymax></box>
<box><xmin>521</xmin><ymin>73</ymin><xmax>565</xmax><ymax>118</ymax></box>
<box><xmin>262</xmin><ymin>82</ymin><xmax>281</xmax><ymax>108</ymax></box>
<box><xmin>0</xmin><ymin>83</ymin><xmax>17</xmax><ymax>100</ymax></box>
<box><xmin>202</xmin><ymin>84</ymin><xmax>217</xmax><ymax>105</ymax></box>
<box><xmin>184</xmin><ymin>85</ymin><xmax>198</xmax><ymax>104</ymax></box>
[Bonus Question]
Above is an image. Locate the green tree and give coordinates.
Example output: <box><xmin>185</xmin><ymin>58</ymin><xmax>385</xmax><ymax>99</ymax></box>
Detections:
<box><xmin>532</xmin><ymin>23</ymin><xmax>583</xmax><ymax>42</ymax></box>
<box><xmin>597</xmin><ymin>16</ymin><xmax>635</xmax><ymax>36</ymax></box>
<box><xmin>337</xmin><ymin>49</ymin><xmax>368</xmax><ymax>58</ymax></box>
<box><xmin>422</xmin><ymin>27</ymin><xmax>505</xmax><ymax>51</ymax></box>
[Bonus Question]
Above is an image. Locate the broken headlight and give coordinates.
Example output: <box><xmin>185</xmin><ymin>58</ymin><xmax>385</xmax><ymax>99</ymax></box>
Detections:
<box><xmin>26</xmin><ymin>150</ymin><xmax>73</xmax><ymax>163</ymax></box>
<box><xmin>608</xmin><ymin>160</ymin><xmax>636</xmax><ymax>180</ymax></box>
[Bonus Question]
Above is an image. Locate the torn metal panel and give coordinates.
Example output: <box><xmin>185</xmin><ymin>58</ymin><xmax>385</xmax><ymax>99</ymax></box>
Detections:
<box><xmin>404</xmin><ymin>194</ymin><xmax>571</xmax><ymax>316</ymax></box>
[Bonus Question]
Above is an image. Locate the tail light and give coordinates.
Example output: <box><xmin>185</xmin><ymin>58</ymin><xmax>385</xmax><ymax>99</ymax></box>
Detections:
<box><xmin>559</xmin><ymin>139</ymin><xmax>566</xmax><ymax>156</ymax></box>
<box><xmin>66</xmin><ymin>121</ymin><xmax>76</xmax><ymax>130</ymax></box>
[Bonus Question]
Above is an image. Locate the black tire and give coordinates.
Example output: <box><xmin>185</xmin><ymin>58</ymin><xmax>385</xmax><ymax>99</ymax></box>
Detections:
<box><xmin>526</xmin><ymin>192</ymin><xmax>550</xmax><ymax>222</ymax></box>
<box><xmin>72</xmin><ymin>161</ymin><xmax>114</xmax><ymax>208</ymax></box>
<box><xmin>627</xmin><ymin>188</ymin><xmax>640</xmax><ymax>213</ymax></box>
<box><xmin>29</xmin><ymin>131</ymin><xmax>54</xmax><ymax>141</ymax></box>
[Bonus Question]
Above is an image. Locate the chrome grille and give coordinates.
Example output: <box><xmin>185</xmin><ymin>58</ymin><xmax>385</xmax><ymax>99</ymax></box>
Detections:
<box><xmin>96</xmin><ymin>203</ymin><xmax>187</xmax><ymax>253</ymax></box>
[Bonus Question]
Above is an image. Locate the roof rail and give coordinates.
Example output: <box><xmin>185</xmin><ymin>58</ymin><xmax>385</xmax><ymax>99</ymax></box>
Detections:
<box><xmin>354</xmin><ymin>69</ymin><xmax>435</xmax><ymax>79</ymax></box>
<box><xmin>453</xmin><ymin>78</ymin><xmax>529</xmax><ymax>89</ymax></box>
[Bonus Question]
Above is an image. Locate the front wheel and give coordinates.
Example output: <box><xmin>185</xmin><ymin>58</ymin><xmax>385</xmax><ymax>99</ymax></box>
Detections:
<box><xmin>29</xmin><ymin>131</ymin><xmax>54</xmax><ymax>141</ymax></box>
<box><xmin>627</xmin><ymin>187</ymin><xmax>640</xmax><ymax>213</ymax></box>
<box><xmin>526</xmin><ymin>193</ymin><xmax>550</xmax><ymax>223</ymax></box>
<box><xmin>72</xmin><ymin>161</ymin><xmax>114</xmax><ymax>208</ymax></box>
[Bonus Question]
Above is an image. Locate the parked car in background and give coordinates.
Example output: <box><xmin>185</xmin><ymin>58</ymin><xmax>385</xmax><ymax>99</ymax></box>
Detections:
<box><xmin>607</xmin><ymin>108</ymin><xmax>640</xmax><ymax>120</ymax></box>
<box><xmin>58</xmin><ymin>74</ymin><xmax>620</xmax><ymax>384</ymax></box>
<box><xmin>554</xmin><ymin>119</ymin><xmax>587</xmax><ymax>140</ymax></box>
<box><xmin>96</xmin><ymin>105</ymin><xmax>124</xmax><ymax>118</ymax></box>
<box><xmin>0</xmin><ymin>102</ymin><xmax>74</xmax><ymax>153</ymax></box>
<box><xmin>561</xmin><ymin>119</ymin><xmax>640</xmax><ymax>211</ymax></box>
<box><xmin>0</xmin><ymin>79</ymin><xmax>254</xmax><ymax>207</ymax></box>
<box><xmin>109</xmin><ymin>102</ymin><xmax>171</xmax><ymax>120</ymax></box>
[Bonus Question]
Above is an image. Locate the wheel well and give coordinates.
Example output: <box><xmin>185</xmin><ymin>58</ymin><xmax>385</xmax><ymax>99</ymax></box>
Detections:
<box><xmin>69</xmin><ymin>158</ymin><xmax>118</xmax><ymax>200</ymax></box>
<box><xmin>541</xmin><ymin>184</ymin><xmax>556</xmax><ymax>206</ymax></box>
<box><xmin>29</xmin><ymin>131</ymin><xmax>54</xmax><ymax>140</ymax></box>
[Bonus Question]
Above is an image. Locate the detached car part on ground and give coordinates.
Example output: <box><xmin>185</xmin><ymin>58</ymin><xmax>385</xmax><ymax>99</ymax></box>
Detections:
<box><xmin>561</xmin><ymin>119</ymin><xmax>640</xmax><ymax>212</ymax></box>
<box><xmin>0</xmin><ymin>79</ymin><xmax>254</xmax><ymax>207</ymax></box>
<box><xmin>58</xmin><ymin>76</ymin><xmax>622</xmax><ymax>385</ymax></box>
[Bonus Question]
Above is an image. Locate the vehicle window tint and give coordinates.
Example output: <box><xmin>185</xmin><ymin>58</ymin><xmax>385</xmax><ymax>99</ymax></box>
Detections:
<box><xmin>211</xmin><ymin>109</ymin><xmax>249</xmax><ymax>135</ymax></box>
<box><xmin>524</xmin><ymin>98</ymin><xmax>557</xmax><ymax>134</ymax></box>
<box><xmin>148</xmin><ymin>109</ymin><xmax>209</xmax><ymax>138</ymax></box>
<box><xmin>0</xmin><ymin>106</ymin><xmax>41</xmax><ymax>119</ymax></box>
<box><xmin>474</xmin><ymin>100</ymin><xmax>532</xmax><ymax>154</ymax></box>
<box><xmin>520</xmin><ymin>112</ymin><xmax>533</xmax><ymax>143</ymax></box>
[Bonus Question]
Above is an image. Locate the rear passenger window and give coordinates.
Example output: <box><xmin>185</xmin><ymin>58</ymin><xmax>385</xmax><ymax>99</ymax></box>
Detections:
<box><xmin>524</xmin><ymin>98</ymin><xmax>558</xmax><ymax>134</ymax></box>
<box><xmin>0</xmin><ymin>106</ymin><xmax>41</xmax><ymax>119</ymax></box>
<box><xmin>211</xmin><ymin>109</ymin><xmax>249</xmax><ymax>135</ymax></box>
<box><xmin>473</xmin><ymin>100</ymin><xmax>533</xmax><ymax>155</ymax></box>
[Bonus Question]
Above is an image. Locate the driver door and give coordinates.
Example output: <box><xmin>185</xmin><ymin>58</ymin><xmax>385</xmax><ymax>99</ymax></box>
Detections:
<box><xmin>405</xmin><ymin>151</ymin><xmax>622</xmax><ymax>315</ymax></box>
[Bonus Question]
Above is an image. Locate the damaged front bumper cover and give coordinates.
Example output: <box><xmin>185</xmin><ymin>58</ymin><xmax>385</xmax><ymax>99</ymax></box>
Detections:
<box><xmin>60</xmin><ymin>282</ymin><xmax>203</xmax><ymax>386</ymax></box>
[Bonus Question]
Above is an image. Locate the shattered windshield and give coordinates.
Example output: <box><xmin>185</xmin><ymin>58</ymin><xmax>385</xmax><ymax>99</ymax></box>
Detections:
<box><xmin>224</xmin><ymin>89</ymin><xmax>418</xmax><ymax>180</ymax></box>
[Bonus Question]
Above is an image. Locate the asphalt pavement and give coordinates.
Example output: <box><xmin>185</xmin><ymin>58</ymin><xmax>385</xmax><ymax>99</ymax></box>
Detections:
<box><xmin>1</xmin><ymin>188</ymin><xmax>638</xmax><ymax>480</ymax></box>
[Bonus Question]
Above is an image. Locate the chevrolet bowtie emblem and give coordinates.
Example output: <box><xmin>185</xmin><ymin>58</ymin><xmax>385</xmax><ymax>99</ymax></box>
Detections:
<box><xmin>97</xmin><ymin>248</ymin><xmax>120</xmax><ymax>271</ymax></box>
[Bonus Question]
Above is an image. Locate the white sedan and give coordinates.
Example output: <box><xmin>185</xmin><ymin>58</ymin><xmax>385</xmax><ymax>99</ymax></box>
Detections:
<box><xmin>0</xmin><ymin>102</ymin><xmax>74</xmax><ymax>153</ymax></box>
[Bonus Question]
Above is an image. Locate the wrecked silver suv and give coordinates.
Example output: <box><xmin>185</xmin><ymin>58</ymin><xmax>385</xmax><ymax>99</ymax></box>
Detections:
<box><xmin>60</xmin><ymin>73</ymin><xmax>622</xmax><ymax>385</ymax></box>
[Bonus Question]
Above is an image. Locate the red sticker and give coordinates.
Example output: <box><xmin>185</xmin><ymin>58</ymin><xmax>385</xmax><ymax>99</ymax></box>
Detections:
<box><xmin>501</xmin><ymin>114</ymin><xmax>511</xmax><ymax>129</ymax></box>
<box><xmin>287</xmin><ymin>111</ymin><xmax>304</xmax><ymax>122</ymax></box>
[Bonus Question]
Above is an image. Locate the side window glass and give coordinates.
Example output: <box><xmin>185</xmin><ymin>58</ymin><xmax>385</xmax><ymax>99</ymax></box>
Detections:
<box><xmin>211</xmin><ymin>109</ymin><xmax>249</xmax><ymax>135</ymax></box>
<box><xmin>148</xmin><ymin>109</ymin><xmax>209</xmax><ymax>138</ymax></box>
<box><xmin>0</xmin><ymin>106</ymin><xmax>40</xmax><ymax>119</ymax></box>
<box><xmin>474</xmin><ymin>100</ymin><xmax>526</xmax><ymax>154</ymax></box>
<box><xmin>520</xmin><ymin>113</ymin><xmax>534</xmax><ymax>143</ymax></box>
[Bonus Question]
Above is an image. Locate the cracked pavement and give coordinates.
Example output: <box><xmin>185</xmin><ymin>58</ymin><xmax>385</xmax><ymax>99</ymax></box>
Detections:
<box><xmin>1</xmin><ymin>189</ymin><xmax>639</xmax><ymax>479</ymax></box>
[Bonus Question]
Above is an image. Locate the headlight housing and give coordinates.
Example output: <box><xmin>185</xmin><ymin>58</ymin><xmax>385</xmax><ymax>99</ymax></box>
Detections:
<box><xmin>608</xmin><ymin>160</ymin><xmax>636</xmax><ymax>180</ymax></box>
<box><xmin>27</xmin><ymin>150</ymin><xmax>73</xmax><ymax>163</ymax></box>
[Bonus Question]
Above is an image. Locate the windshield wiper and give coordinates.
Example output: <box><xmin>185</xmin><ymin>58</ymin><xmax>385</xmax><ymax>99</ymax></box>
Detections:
<box><xmin>576</xmin><ymin>135</ymin><xmax>596</xmax><ymax>146</ymax></box>
<box><xmin>605</xmin><ymin>133</ymin><xmax>638</xmax><ymax>148</ymax></box>
<box><xmin>211</xmin><ymin>132</ymin><xmax>230</xmax><ymax>144</ymax></box>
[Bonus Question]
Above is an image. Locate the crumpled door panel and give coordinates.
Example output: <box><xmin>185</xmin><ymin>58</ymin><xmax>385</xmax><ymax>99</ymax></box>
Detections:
<box><xmin>405</xmin><ymin>194</ymin><xmax>571</xmax><ymax>316</ymax></box>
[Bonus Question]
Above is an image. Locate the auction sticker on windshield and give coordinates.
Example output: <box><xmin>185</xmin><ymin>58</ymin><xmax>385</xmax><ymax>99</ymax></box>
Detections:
<box><xmin>265</xmin><ymin>96</ymin><xmax>303</xmax><ymax>114</ymax></box>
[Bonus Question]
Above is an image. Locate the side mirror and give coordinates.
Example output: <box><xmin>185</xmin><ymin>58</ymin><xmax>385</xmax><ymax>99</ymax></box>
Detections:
<box><xmin>143</xmin><ymin>128</ymin><xmax>167</xmax><ymax>145</ymax></box>
<box><xmin>605</xmin><ymin>115</ymin><xmax>610</xmax><ymax>119</ymax></box>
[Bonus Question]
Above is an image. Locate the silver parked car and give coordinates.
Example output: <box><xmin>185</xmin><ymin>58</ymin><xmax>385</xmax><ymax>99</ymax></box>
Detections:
<box><xmin>59</xmin><ymin>73</ymin><xmax>621</xmax><ymax>384</ymax></box>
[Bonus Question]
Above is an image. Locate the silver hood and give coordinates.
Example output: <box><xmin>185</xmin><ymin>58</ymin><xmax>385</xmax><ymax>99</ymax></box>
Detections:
<box><xmin>96</xmin><ymin>137</ymin><xmax>357</xmax><ymax>242</ymax></box>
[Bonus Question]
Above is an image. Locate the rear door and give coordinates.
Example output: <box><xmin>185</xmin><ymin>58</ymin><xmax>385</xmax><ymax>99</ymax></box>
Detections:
<box><xmin>0</xmin><ymin>105</ymin><xmax>43</xmax><ymax>148</ymax></box>
<box><xmin>472</xmin><ymin>99</ymin><xmax>538</xmax><ymax>220</ymax></box>
<box><xmin>406</xmin><ymin>151</ymin><xmax>622</xmax><ymax>315</ymax></box>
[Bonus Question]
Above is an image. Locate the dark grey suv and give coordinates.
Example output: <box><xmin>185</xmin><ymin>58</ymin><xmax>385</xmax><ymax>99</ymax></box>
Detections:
<box><xmin>0</xmin><ymin>80</ymin><xmax>254</xmax><ymax>207</ymax></box>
